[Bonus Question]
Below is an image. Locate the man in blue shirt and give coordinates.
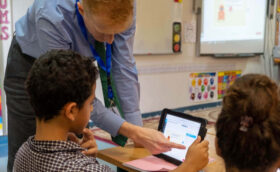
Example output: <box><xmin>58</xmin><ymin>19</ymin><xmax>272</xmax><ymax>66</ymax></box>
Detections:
<box><xmin>4</xmin><ymin>0</ymin><xmax>185</xmax><ymax>171</ymax></box>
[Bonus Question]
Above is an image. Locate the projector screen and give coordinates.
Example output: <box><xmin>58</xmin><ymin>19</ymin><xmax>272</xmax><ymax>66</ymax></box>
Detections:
<box><xmin>200</xmin><ymin>0</ymin><xmax>267</xmax><ymax>55</ymax></box>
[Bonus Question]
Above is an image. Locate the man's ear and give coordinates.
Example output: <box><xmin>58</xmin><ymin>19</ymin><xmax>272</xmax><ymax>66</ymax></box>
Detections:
<box><xmin>64</xmin><ymin>102</ymin><xmax>78</xmax><ymax>121</ymax></box>
<box><xmin>215</xmin><ymin>137</ymin><xmax>222</xmax><ymax>157</ymax></box>
<box><xmin>77</xmin><ymin>2</ymin><xmax>85</xmax><ymax>16</ymax></box>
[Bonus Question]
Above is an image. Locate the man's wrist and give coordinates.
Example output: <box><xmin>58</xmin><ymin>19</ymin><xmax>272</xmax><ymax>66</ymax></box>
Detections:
<box><xmin>118</xmin><ymin>121</ymin><xmax>141</xmax><ymax>140</ymax></box>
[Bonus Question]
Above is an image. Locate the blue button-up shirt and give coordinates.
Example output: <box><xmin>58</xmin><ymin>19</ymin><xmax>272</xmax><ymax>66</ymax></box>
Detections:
<box><xmin>15</xmin><ymin>0</ymin><xmax>142</xmax><ymax>136</ymax></box>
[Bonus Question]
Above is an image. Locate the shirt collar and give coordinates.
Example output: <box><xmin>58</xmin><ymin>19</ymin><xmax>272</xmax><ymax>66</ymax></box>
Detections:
<box><xmin>27</xmin><ymin>136</ymin><xmax>85</xmax><ymax>153</ymax></box>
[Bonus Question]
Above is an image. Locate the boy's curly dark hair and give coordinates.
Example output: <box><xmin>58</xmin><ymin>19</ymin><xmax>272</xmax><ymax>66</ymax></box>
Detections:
<box><xmin>216</xmin><ymin>74</ymin><xmax>280</xmax><ymax>172</ymax></box>
<box><xmin>25</xmin><ymin>50</ymin><xmax>98</xmax><ymax>121</ymax></box>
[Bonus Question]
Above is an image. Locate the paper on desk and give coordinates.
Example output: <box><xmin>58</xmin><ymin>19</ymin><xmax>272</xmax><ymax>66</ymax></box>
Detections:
<box><xmin>123</xmin><ymin>155</ymin><xmax>177</xmax><ymax>172</ymax></box>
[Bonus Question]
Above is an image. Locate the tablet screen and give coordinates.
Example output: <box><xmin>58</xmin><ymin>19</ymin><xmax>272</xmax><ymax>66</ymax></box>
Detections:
<box><xmin>162</xmin><ymin>114</ymin><xmax>201</xmax><ymax>162</ymax></box>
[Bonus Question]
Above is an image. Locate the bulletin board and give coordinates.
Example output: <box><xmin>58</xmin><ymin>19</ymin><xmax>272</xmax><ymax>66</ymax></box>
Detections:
<box><xmin>217</xmin><ymin>70</ymin><xmax>241</xmax><ymax>99</ymax></box>
<box><xmin>188</xmin><ymin>70</ymin><xmax>242</xmax><ymax>103</ymax></box>
<box><xmin>133</xmin><ymin>0</ymin><xmax>178</xmax><ymax>54</ymax></box>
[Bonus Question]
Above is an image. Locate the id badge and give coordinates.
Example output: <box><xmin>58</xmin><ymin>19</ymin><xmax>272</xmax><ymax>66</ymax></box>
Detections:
<box><xmin>110</xmin><ymin>106</ymin><xmax>121</xmax><ymax>117</ymax></box>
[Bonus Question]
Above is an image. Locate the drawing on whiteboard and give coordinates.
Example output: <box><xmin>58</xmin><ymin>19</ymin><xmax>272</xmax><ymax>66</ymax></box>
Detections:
<box><xmin>215</xmin><ymin>0</ymin><xmax>246</xmax><ymax>26</ymax></box>
<box><xmin>218</xmin><ymin>5</ymin><xmax>225</xmax><ymax>21</ymax></box>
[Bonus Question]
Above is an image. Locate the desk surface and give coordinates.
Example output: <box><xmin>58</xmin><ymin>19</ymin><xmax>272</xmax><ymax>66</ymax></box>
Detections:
<box><xmin>97</xmin><ymin>134</ymin><xmax>226</xmax><ymax>172</ymax></box>
<box><xmin>98</xmin><ymin>145</ymin><xmax>150</xmax><ymax>172</ymax></box>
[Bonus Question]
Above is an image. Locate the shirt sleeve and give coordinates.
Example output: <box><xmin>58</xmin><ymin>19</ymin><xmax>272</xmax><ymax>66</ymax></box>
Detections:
<box><xmin>35</xmin><ymin>16</ymin><xmax>71</xmax><ymax>57</ymax></box>
<box><xmin>66</xmin><ymin>156</ymin><xmax>114</xmax><ymax>172</ymax></box>
<box><xmin>84</xmin><ymin>164</ymin><xmax>114</xmax><ymax>172</ymax></box>
<box><xmin>90</xmin><ymin>98</ymin><xmax>125</xmax><ymax>137</ymax></box>
<box><xmin>111</xmin><ymin>1</ymin><xmax>143</xmax><ymax>127</ymax></box>
<box><xmin>82</xmin><ymin>157</ymin><xmax>114</xmax><ymax>172</ymax></box>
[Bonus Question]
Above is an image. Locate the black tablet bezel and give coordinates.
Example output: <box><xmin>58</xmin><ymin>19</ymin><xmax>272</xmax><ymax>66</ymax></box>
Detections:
<box><xmin>155</xmin><ymin>108</ymin><xmax>208</xmax><ymax>166</ymax></box>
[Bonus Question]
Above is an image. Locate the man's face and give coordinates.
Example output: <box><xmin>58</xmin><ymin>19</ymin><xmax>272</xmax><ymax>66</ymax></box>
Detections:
<box><xmin>79</xmin><ymin>3</ymin><xmax>133</xmax><ymax>44</ymax></box>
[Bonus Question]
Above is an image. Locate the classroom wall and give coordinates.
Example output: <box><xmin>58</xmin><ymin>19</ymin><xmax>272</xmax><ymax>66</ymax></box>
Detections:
<box><xmin>7</xmin><ymin>0</ymin><xmax>276</xmax><ymax>116</ymax></box>
<box><xmin>135</xmin><ymin>0</ymin><xmax>269</xmax><ymax>113</ymax></box>
<box><xmin>136</xmin><ymin>50</ymin><xmax>265</xmax><ymax>113</ymax></box>
<box><xmin>11</xmin><ymin>0</ymin><xmax>34</xmax><ymax>28</ymax></box>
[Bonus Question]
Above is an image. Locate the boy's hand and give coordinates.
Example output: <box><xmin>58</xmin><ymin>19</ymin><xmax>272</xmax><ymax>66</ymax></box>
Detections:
<box><xmin>184</xmin><ymin>136</ymin><xmax>209</xmax><ymax>172</ymax></box>
<box><xmin>68</xmin><ymin>128</ymin><xmax>98</xmax><ymax>157</ymax></box>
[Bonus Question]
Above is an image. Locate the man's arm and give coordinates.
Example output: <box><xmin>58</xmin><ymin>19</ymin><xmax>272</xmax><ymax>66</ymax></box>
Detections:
<box><xmin>111</xmin><ymin>0</ymin><xmax>143</xmax><ymax>127</ymax></box>
<box><xmin>118</xmin><ymin>122</ymin><xmax>186</xmax><ymax>154</ymax></box>
<box><xmin>91</xmin><ymin>99</ymin><xmax>186</xmax><ymax>154</ymax></box>
<box><xmin>91</xmin><ymin>98</ymin><xmax>125</xmax><ymax>137</ymax></box>
<box><xmin>30</xmin><ymin>17</ymin><xmax>71</xmax><ymax>58</ymax></box>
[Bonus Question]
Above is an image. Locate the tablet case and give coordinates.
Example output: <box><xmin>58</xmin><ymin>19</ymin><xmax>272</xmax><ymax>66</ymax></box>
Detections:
<box><xmin>155</xmin><ymin>108</ymin><xmax>208</xmax><ymax>165</ymax></box>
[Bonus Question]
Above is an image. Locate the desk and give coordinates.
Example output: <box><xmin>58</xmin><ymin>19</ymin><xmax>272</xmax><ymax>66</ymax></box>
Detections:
<box><xmin>97</xmin><ymin>134</ymin><xmax>225</xmax><ymax>172</ymax></box>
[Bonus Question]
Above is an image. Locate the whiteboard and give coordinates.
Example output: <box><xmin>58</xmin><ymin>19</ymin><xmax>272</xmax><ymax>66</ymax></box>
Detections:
<box><xmin>134</xmin><ymin>0</ymin><xmax>177</xmax><ymax>55</ymax></box>
<box><xmin>200</xmin><ymin>0</ymin><xmax>267</xmax><ymax>55</ymax></box>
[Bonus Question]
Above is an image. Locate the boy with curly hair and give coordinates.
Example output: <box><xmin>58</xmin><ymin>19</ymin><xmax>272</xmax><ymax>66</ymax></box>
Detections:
<box><xmin>13</xmin><ymin>49</ymin><xmax>209</xmax><ymax>172</ymax></box>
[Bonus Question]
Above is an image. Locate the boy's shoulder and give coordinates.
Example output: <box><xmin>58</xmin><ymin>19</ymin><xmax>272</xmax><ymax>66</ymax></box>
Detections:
<box><xmin>13</xmin><ymin>136</ymin><xmax>35</xmax><ymax>171</ymax></box>
<box><xmin>13</xmin><ymin>136</ymin><xmax>113</xmax><ymax>172</ymax></box>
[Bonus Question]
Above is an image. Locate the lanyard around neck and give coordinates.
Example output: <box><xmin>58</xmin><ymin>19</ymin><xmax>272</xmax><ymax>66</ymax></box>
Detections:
<box><xmin>75</xmin><ymin>0</ymin><xmax>114</xmax><ymax>100</ymax></box>
<box><xmin>75</xmin><ymin>0</ymin><xmax>112</xmax><ymax>77</ymax></box>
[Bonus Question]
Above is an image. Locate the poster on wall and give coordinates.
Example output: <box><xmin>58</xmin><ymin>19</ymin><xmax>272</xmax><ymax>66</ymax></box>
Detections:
<box><xmin>1</xmin><ymin>0</ymin><xmax>13</xmax><ymax>68</ymax></box>
<box><xmin>217</xmin><ymin>70</ymin><xmax>242</xmax><ymax>99</ymax></box>
<box><xmin>189</xmin><ymin>72</ymin><xmax>217</xmax><ymax>102</ymax></box>
<box><xmin>0</xmin><ymin>84</ymin><xmax>3</xmax><ymax>136</ymax></box>
<box><xmin>0</xmin><ymin>0</ymin><xmax>13</xmax><ymax>136</ymax></box>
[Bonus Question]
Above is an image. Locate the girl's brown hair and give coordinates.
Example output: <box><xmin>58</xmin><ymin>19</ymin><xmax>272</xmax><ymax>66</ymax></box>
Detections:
<box><xmin>216</xmin><ymin>74</ymin><xmax>280</xmax><ymax>172</ymax></box>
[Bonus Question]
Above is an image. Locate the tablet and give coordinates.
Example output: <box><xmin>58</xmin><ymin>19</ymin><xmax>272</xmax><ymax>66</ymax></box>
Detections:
<box><xmin>155</xmin><ymin>109</ymin><xmax>208</xmax><ymax>165</ymax></box>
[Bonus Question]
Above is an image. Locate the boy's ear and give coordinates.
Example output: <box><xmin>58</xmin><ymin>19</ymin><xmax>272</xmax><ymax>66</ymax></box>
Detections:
<box><xmin>64</xmin><ymin>102</ymin><xmax>78</xmax><ymax>121</ymax></box>
<box><xmin>215</xmin><ymin>137</ymin><xmax>222</xmax><ymax>157</ymax></box>
<box><xmin>77</xmin><ymin>2</ymin><xmax>85</xmax><ymax>16</ymax></box>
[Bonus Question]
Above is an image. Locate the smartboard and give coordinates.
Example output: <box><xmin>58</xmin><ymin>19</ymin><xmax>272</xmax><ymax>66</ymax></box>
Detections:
<box><xmin>200</xmin><ymin>0</ymin><xmax>267</xmax><ymax>55</ymax></box>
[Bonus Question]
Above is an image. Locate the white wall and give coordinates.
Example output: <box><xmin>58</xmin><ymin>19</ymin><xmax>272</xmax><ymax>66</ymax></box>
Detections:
<box><xmin>11</xmin><ymin>0</ymin><xmax>34</xmax><ymax>28</ymax></box>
